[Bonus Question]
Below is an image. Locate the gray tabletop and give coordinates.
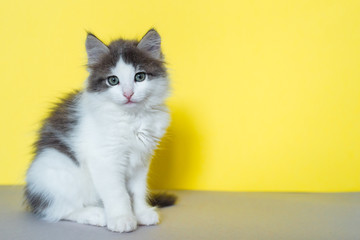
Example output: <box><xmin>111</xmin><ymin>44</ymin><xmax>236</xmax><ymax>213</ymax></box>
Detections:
<box><xmin>1</xmin><ymin>186</ymin><xmax>360</xmax><ymax>240</ymax></box>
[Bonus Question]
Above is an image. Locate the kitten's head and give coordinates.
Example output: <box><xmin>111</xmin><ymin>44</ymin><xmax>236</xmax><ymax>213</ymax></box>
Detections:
<box><xmin>85</xmin><ymin>29</ymin><xmax>169</xmax><ymax>110</ymax></box>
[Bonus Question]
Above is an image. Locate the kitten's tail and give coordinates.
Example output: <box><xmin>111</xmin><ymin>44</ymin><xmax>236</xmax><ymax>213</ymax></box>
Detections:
<box><xmin>147</xmin><ymin>192</ymin><xmax>177</xmax><ymax>208</ymax></box>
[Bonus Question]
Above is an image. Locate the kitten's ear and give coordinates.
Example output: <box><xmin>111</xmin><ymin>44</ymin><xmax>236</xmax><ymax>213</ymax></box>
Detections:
<box><xmin>86</xmin><ymin>33</ymin><xmax>109</xmax><ymax>65</ymax></box>
<box><xmin>137</xmin><ymin>28</ymin><xmax>161</xmax><ymax>59</ymax></box>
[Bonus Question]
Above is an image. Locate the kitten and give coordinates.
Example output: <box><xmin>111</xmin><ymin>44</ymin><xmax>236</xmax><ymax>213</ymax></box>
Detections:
<box><xmin>25</xmin><ymin>29</ymin><xmax>175</xmax><ymax>233</ymax></box>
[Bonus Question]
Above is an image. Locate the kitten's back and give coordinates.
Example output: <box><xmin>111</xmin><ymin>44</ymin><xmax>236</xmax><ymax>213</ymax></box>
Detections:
<box><xmin>33</xmin><ymin>91</ymin><xmax>81</xmax><ymax>165</ymax></box>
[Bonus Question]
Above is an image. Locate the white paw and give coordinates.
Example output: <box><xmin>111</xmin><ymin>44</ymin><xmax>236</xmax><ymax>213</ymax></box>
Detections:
<box><xmin>136</xmin><ymin>207</ymin><xmax>160</xmax><ymax>226</ymax></box>
<box><xmin>65</xmin><ymin>207</ymin><xmax>106</xmax><ymax>227</ymax></box>
<box><xmin>83</xmin><ymin>208</ymin><xmax>106</xmax><ymax>227</ymax></box>
<box><xmin>107</xmin><ymin>214</ymin><xmax>137</xmax><ymax>233</ymax></box>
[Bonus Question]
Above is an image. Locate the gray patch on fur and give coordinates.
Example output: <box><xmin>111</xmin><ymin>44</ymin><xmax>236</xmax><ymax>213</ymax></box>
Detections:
<box><xmin>33</xmin><ymin>91</ymin><xmax>81</xmax><ymax>166</ymax></box>
<box><xmin>86</xmin><ymin>29</ymin><xmax>167</xmax><ymax>93</ymax></box>
<box><xmin>24</xmin><ymin>185</ymin><xmax>52</xmax><ymax>216</ymax></box>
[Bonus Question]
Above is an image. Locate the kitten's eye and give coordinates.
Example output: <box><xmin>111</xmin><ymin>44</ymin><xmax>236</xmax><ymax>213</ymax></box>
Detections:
<box><xmin>107</xmin><ymin>76</ymin><xmax>119</xmax><ymax>86</ymax></box>
<box><xmin>134</xmin><ymin>72</ymin><xmax>146</xmax><ymax>82</ymax></box>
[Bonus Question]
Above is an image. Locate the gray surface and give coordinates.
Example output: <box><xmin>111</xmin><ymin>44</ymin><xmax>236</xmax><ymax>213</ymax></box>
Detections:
<box><xmin>1</xmin><ymin>186</ymin><xmax>360</xmax><ymax>240</ymax></box>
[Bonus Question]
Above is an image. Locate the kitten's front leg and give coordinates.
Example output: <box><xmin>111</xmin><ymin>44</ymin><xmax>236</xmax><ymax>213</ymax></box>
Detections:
<box><xmin>128</xmin><ymin>166</ymin><xmax>159</xmax><ymax>226</ymax></box>
<box><xmin>87</xmin><ymin>155</ymin><xmax>137</xmax><ymax>233</ymax></box>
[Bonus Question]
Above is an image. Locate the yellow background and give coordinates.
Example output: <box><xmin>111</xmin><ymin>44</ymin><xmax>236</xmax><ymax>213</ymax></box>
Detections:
<box><xmin>1</xmin><ymin>0</ymin><xmax>360</xmax><ymax>192</ymax></box>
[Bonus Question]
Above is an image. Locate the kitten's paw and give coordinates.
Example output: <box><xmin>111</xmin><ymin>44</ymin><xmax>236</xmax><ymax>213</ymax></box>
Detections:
<box><xmin>107</xmin><ymin>214</ymin><xmax>137</xmax><ymax>233</ymax></box>
<box><xmin>83</xmin><ymin>208</ymin><xmax>107</xmax><ymax>227</ymax></box>
<box><xmin>136</xmin><ymin>207</ymin><xmax>160</xmax><ymax>226</ymax></box>
<box><xmin>64</xmin><ymin>207</ymin><xmax>106</xmax><ymax>227</ymax></box>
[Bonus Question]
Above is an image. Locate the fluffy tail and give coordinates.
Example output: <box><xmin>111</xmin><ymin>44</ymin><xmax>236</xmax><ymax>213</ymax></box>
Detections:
<box><xmin>147</xmin><ymin>192</ymin><xmax>177</xmax><ymax>208</ymax></box>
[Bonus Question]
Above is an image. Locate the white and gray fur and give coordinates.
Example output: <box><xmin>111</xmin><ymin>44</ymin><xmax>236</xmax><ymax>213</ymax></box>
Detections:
<box><xmin>25</xmin><ymin>29</ymin><xmax>175</xmax><ymax>233</ymax></box>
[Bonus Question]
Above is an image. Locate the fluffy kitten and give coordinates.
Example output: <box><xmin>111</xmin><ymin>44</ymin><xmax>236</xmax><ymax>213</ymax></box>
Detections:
<box><xmin>25</xmin><ymin>29</ymin><xmax>175</xmax><ymax>233</ymax></box>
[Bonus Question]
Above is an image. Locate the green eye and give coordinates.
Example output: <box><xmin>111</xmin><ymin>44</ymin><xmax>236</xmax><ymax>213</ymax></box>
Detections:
<box><xmin>134</xmin><ymin>72</ymin><xmax>146</xmax><ymax>82</ymax></box>
<box><xmin>107</xmin><ymin>76</ymin><xmax>119</xmax><ymax>86</ymax></box>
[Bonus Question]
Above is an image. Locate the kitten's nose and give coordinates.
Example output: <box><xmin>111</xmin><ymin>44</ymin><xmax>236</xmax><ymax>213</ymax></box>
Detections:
<box><xmin>123</xmin><ymin>91</ymin><xmax>134</xmax><ymax>100</ymax></box>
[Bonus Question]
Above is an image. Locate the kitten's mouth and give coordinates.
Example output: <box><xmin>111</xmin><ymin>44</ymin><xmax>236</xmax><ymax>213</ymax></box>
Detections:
<box><xmin>125</xmin><ymin>100</ymin><xmax>136</xmax><ymax>105</ymax></box>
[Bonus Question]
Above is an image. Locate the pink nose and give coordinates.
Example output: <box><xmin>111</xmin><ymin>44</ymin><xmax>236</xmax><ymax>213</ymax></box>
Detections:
<box><xmin>123</xmin><ymin>91</ymin><xmax>134</xmax><ymax>100</ymax></box>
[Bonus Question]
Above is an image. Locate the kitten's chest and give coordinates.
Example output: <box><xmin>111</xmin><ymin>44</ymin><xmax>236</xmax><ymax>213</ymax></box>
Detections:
<box><xmin>100</xmin><ymin>110</ymin><xmax>169</xmax><ymax>150</ymax></box>
<box><xmin>128</xmin><ymin>119</ymin><xmax>159</xmax><ymax>150</ymax></box>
